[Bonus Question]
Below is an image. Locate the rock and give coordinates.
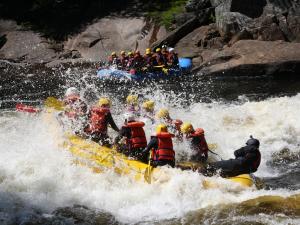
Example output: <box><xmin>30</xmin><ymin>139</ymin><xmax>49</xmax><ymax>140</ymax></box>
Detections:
<box><xmin>174</xmin><ymin>12</ymin><xmax>195</xmax><ymax>27</ymax></box>
<box><xmin>287</xmin><ymin>14</ymin><xmax>300</xmax><ymax>42</ymax></box>
<box><xmin>258</xmin><ymin>22</ymin><xmax>286</xmax><ymax>41</ymax></box>
<box><xmin>196</xmin><ymin>40</ymin><xmax>300</xmax><ymax>77</ymax></box>
<box><xmin>228</xmin><ymin>29</ymin><xmax>253</xmax><ymax>46</ymax></box>
<box><xmin>152</xmin><ymin>7</ymin><xmax>214</xmax><ymax>50</ymax></box>
<box><xmin>0</xmin><ymin>20</ymin><xmax>59</xmax><ymax>63</ymax></box>
<box><xmin>152</xmin><ymin>16</ymin><xmax>200</xmax><ymax>50</ymax></box>
<box><xmin>59</xmin><ymin>49</ymin><xmax>82</xmax><ymax>59</ymax></box>
<box><xmin>214</xmin><ymin>0</ymin><xmax>268</xmax><ymax>37</ymax></box>
<box><xmin>175</xmin><ymin>24</ymin><xmax>223</xmax><ymax>58</ymax></box>
<box><xmin>0</xmin><ymin>35</ymin><xmax>7</xmax><ymax>49</ymax></box>
<box><xmin>185</xmin><ymin>0</ymin><xmax>211</xmax><ymax>12</ymax></box>
<box><xmin>262</xmin><ymin>0</ymin><xmax>300</xmax><ymax>42</ymax></box>
<box><xmin>215</xmin><ymin>11</ymin><xmax>254</xmax><ymax>36</ymax></box>
<box><xmin>53</xmin><ymin>205</ymin><xmax>118</xmax><ymax>225</ymax></box>
<box><xmin>64</xmin><ymin>17</ymin><xmax>167</xmax><ymax>61</ymax></box>
<box><xmin>0</xmin><ymin>31</ymin><xmax>58</xmax><ymax>63</ymax></box>
<box><xmin>215</xmin><ymin>0</ymin><xmax>266</xmax><ymax>19</ymax></box>
<box><xmin>210</xmin><ymin>0</ymin><xmax>224</xmax><ymax>7</ymax></box>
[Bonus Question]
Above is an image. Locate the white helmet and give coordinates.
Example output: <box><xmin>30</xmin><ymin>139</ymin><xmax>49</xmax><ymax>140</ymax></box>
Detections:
<box><xmin>65</xmin><ymin>87</ymin><xmax>79</xmax><ymax>97</ymax></box>
<box><xmin>169</xmin><ymin>48</ymin><xmax>174</xmax><ymax>52</ymax></box>
<box><xmin>124</xmin><ymin>113</ymin><xmax>135</xmax><ymax>122</ymax></box>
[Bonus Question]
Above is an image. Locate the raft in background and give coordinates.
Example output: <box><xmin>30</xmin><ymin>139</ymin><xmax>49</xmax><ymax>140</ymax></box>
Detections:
<box><xmin>97</xmin><ymin>57</ymin><xmax>192</xmax><ymax>81</ymax></box>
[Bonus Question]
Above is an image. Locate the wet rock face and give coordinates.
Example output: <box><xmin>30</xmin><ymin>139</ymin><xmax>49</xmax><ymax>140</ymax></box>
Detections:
<box><xmin>175</xmin><ymin>24</ymin><xmax>224</xmax><ymax>58</ymax></box>
<box><xmin>53</xmin><ymin>205</ymin><xmax>119</xmax><ymax>225</ymax></box>
<box><xmin>185</xmin><ymin>0</ymin><xmax>212</xmax><ymax>12</ymax></box>
<box><xmin>0</xmin><ymin>31</ymin><xmax>57</xmax><ymax>63</ymax></box>
<box><xmin>195</xmin><ymin>40</ymin><xmax>300</xmax><ymax>77</ymax></box>
<box><xmin>65</xmin><ymin>17</ymin><xmax>167</xmax><ymax>61</ymax></box>
<box><xmin>215</xmin><ymin>11</ymin><xmax>253</xmax><ymax>36</ymax></box>
<box><xmin>214</xmin><ymin>0</ymin><xmax>266</xmax><ymax>36</ymax></box>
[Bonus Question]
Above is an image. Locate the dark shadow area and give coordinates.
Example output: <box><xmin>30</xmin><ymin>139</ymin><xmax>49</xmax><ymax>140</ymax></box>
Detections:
<box><xmin>0</xmin><ymin>0</ymin><xmax>182</xmax><ymax>40</ymax></box>
<box><xmin>0</xmin><ymin>0</ymin><xmax>132</xmax><ymax>40</ymax></box>
<box><xmin>231</xmin><ymin>0</ymin><xmax>267</xmax><ymax>18</ymax></box>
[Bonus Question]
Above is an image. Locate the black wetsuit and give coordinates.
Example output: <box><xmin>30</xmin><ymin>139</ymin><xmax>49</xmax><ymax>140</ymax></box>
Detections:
<box><xmin>190</xmin><ymin>135</ymin><xmax>208</xmax><ymax>162</ymax></box>
<box><xmin>210</xmin><ymin>145</ymin><xmax>261</xmax><ymax>177</ymax></box>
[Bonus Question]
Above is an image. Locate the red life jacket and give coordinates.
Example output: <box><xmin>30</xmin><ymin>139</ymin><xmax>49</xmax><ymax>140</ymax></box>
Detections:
<box><xmin>86</xmin><ymin>106</ymin><xmax>110</xmax><ymax>134</ymax></box>
<box><xmin>153</xmin><ymin>132</ymin><xmax>175</xmax><ymax>161</ymax></box>
<box><xmin>190</xmin><ymin>128</ymin><xmax>209</xmax><ymax>157</ymax></box>
<box><xmin>124</xmin><ymin>121</ymin><xmax>147</xmax><ymax>149</ymax></box>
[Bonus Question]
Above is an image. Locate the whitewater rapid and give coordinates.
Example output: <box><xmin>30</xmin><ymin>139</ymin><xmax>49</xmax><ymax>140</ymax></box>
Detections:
<box><xmin>0</xmin><ymin>93</ymin><xmax>300</xmax><ymax>223</ymax></box>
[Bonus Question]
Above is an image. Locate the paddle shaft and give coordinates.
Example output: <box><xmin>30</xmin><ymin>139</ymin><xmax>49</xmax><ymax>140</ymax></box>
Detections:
<box><xmin>208</xmin><ymin>149</ymin><xmax>223</xmax><ymax>161</ymax></box>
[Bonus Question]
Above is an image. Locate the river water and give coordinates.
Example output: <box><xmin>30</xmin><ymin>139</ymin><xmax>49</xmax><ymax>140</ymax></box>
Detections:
<box><xmin>0</xmin><ymin>69</ymin><xmax>299</xmax><ymax>224</ymax></box>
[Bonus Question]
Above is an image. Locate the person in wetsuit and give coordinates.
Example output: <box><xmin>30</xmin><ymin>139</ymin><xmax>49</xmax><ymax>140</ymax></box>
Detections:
<box><xmin>206</xmin><ymin>136</ymin><xmax>261</xmax><ymax>177</ymax></box>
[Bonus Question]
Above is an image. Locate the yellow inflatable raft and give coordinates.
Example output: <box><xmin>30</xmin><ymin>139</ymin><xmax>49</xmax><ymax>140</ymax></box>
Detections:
<box><xmin>44</xmin><ymin>102</ymin><xmax>256</xmax><ymax>188</ymax></box>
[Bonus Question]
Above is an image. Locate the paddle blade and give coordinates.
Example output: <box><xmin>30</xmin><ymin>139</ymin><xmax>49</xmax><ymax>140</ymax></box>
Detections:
<box><xmin>208</xmin><ymin>143</ymin><xmax>218</xmax><ymax>150</ymax></box>
<box><xmin>144</xmin><ymin>166</ymin><xmax>153</xmax><ymax>184</ymax></box>
<box><xmin>16</xmin><ymin>103</ymin><xmax>39</xmax><ymax>113</ymax></box>
<box><xmin>44</xmin><ymin>97</ymin><xmax>65</xmax><ymax>110</ymax></box>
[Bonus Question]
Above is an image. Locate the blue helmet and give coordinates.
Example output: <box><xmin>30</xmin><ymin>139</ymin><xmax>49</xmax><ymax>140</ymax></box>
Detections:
<box><xmin>246</xmin><ymin>135</ymin><xmax>260</xmax><ymax>148</ymax></box>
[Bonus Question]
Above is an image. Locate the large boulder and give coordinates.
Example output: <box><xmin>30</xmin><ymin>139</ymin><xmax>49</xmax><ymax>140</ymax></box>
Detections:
<box><xmin>64</xmin><ymin>17</ymin><xmax>167</xmax><ymax>61</ymax></box>
<box><xmin>0</xmin><ymin>31</ymin><xmax>57</xmax><ymax>63</ymax></box>
<box><xmin>175</xmin><ymin>24</ymin><xmax>223</xmax><ymax>58</ymax></box>
<box><xmin>0</xmin><ymin>20</ymin><xmax>58</xmax><ymax>63</ymax></box>
<box><xmin>215</xmin><ymin>0</ymin><xmax>267</xmax><ymax>36</ymax></box>
<box><xmin>151</xmin><ymin>7</ymin><xmax>214</xmax><ymax>50</ymax></box>
<box><xmin>196</xmin><ymin>40</ymin><xmax>300</xmax><ymax>77</ymax></box>
<box><xmin>262</xmin><ymin>0</ymin><xmax>300</xmax><ymax>42</ymax></box>
<box><xmin>215</xmin><ymin>0</ymin><xmax>267</xmax><ymax>19</ymax></box>
<box><xmin>215</xmin><ymin>11</ymin><xmax>254</xmax><ymax>36</ymax></box>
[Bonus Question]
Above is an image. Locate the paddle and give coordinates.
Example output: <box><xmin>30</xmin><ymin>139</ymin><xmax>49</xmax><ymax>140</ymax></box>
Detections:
<box><xmin>44</xmin><ymin>97</ymin><xmax>65</xmax><ymax>110</ymax></box>
<box><xmin>206</xmin><ymin>143</ymin><xmax>223</xmax><ymax>160</ymax></box>
<box><xmin>208</xmin><ymin>149</ymin><xmax>223</xmax><ymax>161</ymax></box>
<box><xmin>144</xmin><ymin>150</ymin><xmax>153</xmax><ymax>184</ymax></box>
<box><xmin>16</xmin><ymin>103</ymin><xmax>40</xmax><ymax>113</ymax></box>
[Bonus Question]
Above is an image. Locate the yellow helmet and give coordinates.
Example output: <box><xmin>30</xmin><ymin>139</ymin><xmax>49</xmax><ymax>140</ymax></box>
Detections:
<box><xmin>120</xmin><ymin>51</ymin><xmax>125</xmax><ymax>55</ymax></box>
<box><xmin>181</xmin><ymin>123</ymin><xmax>194</xmax><ymax>134</ymax></box>
<box><xmin>128</xmin><ymin>51</ymin><xmax>133</xmax><ymax>56</ymax></box>
<box><xmin>156</xmin><ymin>109</ymin><xmax>169</xmax><ymax>119</ymax></box>
<box><xmin>156</xmin><ymin>124</ymin><xmax>168</xmax><ymax>133</ymax></box>
<box><xmin>142</xmin><ymin>100</ymin><xmax>155</xmax><ymax>111</ymax></box>
<box><xmin>98</xmin><ymin>97</ymin><xmax>111</xmax><ymax>107</ymax></box>
<box><xmin>111</xmin><ymin>52</ymin><xmax>116</xmax><ymax>56</ymax></box>
<box><xmin>156</xmin><ymin>48</ymin><xmax>161</xmax><ymax>53</ymax></box>
<box><xmin>146</xmin><ymin>48</ymin><xmax>151</xmax><ymax>54</ymax></box>
<box><xmin>126</xmin><ymin>95</ymin><xmax>138</xmax><ymax>105</ymax></box>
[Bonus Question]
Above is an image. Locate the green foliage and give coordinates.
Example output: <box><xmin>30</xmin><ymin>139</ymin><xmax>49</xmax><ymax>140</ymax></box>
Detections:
<box><xmin>147</xmin><ymin>0</ymin><xmax>188</xmax><ymax>29</ymax></box>
<box><xmin>209</xmin><ymin>12</ymin><xmax>216</xmax><ymax>23</ymax></box>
